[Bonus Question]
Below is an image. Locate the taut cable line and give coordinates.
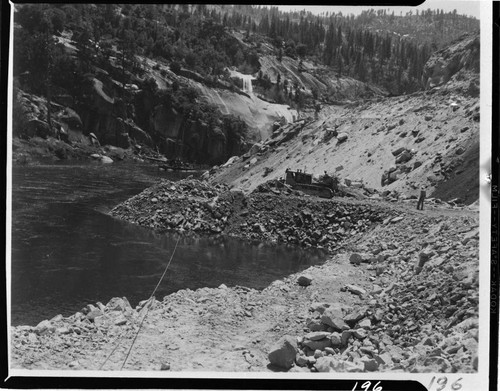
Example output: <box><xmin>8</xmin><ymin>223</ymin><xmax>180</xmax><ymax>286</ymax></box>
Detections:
<box><xmin>98</xmin><ymin>236</ymin><xmax>181</xmax><ymax>370</ymax></box>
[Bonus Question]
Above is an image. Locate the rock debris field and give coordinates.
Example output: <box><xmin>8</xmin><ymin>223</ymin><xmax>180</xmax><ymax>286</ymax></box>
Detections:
<box><xmin>11</xmin><ymin>178</ymin><xmax>479</xmax><ymax>373</ymax></box>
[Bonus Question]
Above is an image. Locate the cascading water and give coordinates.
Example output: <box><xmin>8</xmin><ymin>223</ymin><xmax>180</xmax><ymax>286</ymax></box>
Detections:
<box><xmin>240</xmin><ymin>74</ymin><xmax>254</xmax><ymax>94</ymax></box>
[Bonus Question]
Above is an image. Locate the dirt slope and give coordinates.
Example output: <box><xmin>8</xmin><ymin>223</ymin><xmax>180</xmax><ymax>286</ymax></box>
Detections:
<box><xmin>209</xmin><ymin>86</ymin><xmax>479</xmax><ymax>204</ymax></box>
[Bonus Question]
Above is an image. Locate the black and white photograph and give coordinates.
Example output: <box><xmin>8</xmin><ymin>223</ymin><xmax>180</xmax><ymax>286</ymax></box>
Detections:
<box><xmin>6</xmin><ymin>1</ymin><xmax>494</xmax><ymax>389</ymax></box>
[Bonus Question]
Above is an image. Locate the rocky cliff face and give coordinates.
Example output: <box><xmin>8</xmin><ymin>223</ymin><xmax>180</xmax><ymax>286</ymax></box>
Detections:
<box><xmin>13</xmin><ymin>89</ymin><xmax>84</xmax><ymax>141</ymax></box>
<box><xmin>188</xmin><ymin>79</ymin><xmax>296</xmax><ymax>142</ymax></box>
<box><xmin>13</xmin><ymin>70</ymin><xmax>250</xmax><ymax>165</ymax></box>
<box><xmin>258</xmin><ymin>55</ymin><xmax>387</xmax><ymax>102</ymax></box>
<box><xmin>67</xmin><ymin>55</ymin><xmax>297</xmax><ymax>163</ymax></box>
<box><xmin>422</xmin><ymin>32</ymin><xmax>479</xmax><ymax>93</ymax></box>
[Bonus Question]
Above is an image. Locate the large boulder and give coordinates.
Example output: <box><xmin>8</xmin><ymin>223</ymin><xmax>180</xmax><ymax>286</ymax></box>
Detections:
<box><xmin>345</xmin><ymin>284</ymin><xmax>367</xmax><ymax>296</ymax></box>
<box><xmin>395</xmin><ymin>150</ymin><xmax>413</xmax><ymax>164</ymax></box>
<box><xmin>297</xmin><ymin>274</ymin><xmax>312</xmax><ymax>286</ymax></box>
<box><xmin>120</xmin><ymin>118</ymin><xmax>152</xmax><ymax>146</ymax></box>
<box><xmin>349</xmin><ymin>253</ymin><xmax>362</xmax><ymax>265</ymax></box>
<box><xmin>391</xmin><ymin>146</ymin><xmax>406</xmax><ymax>156</ymax></box>
<box><xmin>343</xmin><ymin>308</ymin><xmax>367</xmax><ymax>326</ymax></box>
<box><xmin>337</xmin><ymin>133</ymin><xmax>348</xmax><ymax>143</ymax></box>
<box><xmin>321</xmin><ymin>315</ymin><xmax>349</xmax><ymax>331</ymax></box>
<box><xmin>57</xmin><ymin>108</ymin><xmax>83</xmax><ymax>130</ymax></box>
<box><xmin>27</xmin><ymin>119</ymin><xmax>53</xmax><ymax>138</ymax></box>
<box><xmin>106</xmin><ymin>297</ymin><xmax>132</xmax><ymax>312</ymax></box>
<box><xmin>35</xmin><ymin>320</ymin><xmax>55</xmax><ymax>335</ymax></box>
<box><xmin>268</xmin><ymin>336</ymin><xmax>298</xmax><ymax>369</ymax></box>
<box><xmin>314</xmin><ymin>356</ymin><xmax>342</xmax><ymax>372</ymax></box>
<box><xmin>100</xmin><ymin>156</ymin><xmax>114</xmax><ymax>164</ymax></box>
<box><xmin>305</xmin><ymin>331</ymin><xmax>331</xmax><ymax>341</ymax></box>
<box><xmin>321</xmin><ymin>304</ymin><xmax>344</xmax><ymax>319</ymax></box>
<box><xmin>248</xmin><ymin>143</ymin><xmax>263</xmax><ymax>156</ymax></box>
<box><xmin>222</xmin><ymin>156</ymin><xmax>240</xmax><ymax>167</ymax></box>
<box><xmin>329</xmin><ymin>332</ymin><xmax>342</xmax><ymax>347</ymax></box>
<box><xmin>302</xmin><ymin>338</ymin><xmax>332</xmax><ymax>351</ymax></box>
<box><xmin>388</xmin><ymin>170</ymin><xmax>399</xmax><ymax>182</ymax></box>
<box><xmin>105</xmin><ymin>146</ymin><xmax>126</xmax><ymax>160</ymax></box>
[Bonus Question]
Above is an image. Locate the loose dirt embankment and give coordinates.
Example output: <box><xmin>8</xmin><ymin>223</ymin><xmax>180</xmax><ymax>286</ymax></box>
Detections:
<box><xmin>11</xmin><ymin>178</ymin><xmax>479</xmax><ymax>373</ymax></box>
<box><xmin>208</xmin><ymin>84</ymin><xmax>479</xmax><ymax>206</ymax></box>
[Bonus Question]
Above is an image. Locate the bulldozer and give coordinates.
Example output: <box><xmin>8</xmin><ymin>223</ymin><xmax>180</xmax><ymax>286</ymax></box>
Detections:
<box><xmin>284</xmin><ymin>169</ymin><xmax>338</xmax><ymax>199</ymax></box>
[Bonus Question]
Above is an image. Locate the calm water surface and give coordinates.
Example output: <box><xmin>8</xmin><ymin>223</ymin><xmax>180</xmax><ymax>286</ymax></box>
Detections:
<box><xmin>10</xmin><ymin>162</ymin><xmax>327</xmax><ymax>325</ymax></box>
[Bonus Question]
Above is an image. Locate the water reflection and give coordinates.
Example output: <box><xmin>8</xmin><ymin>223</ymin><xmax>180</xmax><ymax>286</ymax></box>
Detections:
<box><xmin>10</xmin><ymin>163</ymin><xmax>327</xmax><ymax>325</ymax></box>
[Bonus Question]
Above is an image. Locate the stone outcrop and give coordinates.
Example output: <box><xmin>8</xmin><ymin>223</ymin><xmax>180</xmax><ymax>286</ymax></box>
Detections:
<box><xmin>258</xmin><ymin>55</ymin><xmax>388</xmax><ymax>102</ymax></box>
<box><xmin>422</xmin><ymin>32</ymin><xmax>479</xmax><ymax>90</ymax></box>
<box><xmin>147</xmin><ymin>98</ymin><xmax>246</xmax><ymax>165</ymax></box>
<box><xmin>78</xmin><ymin>76</ymin><xmax>135</xmax><ymax>148</ymax></box>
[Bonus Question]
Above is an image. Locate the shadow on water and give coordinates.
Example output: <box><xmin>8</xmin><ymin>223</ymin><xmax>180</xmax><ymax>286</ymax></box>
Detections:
<box><xmin>10</xmin><ymin>163</ymin><xmax>328</xmax><ymax>326</ymax></box>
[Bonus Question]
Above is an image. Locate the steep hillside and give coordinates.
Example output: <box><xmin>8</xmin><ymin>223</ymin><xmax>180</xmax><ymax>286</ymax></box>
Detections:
<box><xmin>11</xmin><ymin>4</ymin><xmax>479</xmax><ymax>174</ymax></box>
<box><xmin>210</xmin><ymin>32</ymin><xmax>480</xmax><ymax>204</ymax></box>
<box><xmin>257</xmin><ymin>55</ymin><xmax>387</xmax><ymax>101</ymax></box>
<box><xmin>12</xmin><ymin>5</ymin><xmax>388</xmax><ymax>165</ymax></box>
<box><xmin>231</xmin><ymin>30</ymin><xmax>388</xmax><ymax>103</ymax></box>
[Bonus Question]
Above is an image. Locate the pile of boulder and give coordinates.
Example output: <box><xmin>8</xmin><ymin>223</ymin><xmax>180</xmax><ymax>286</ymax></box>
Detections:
<box><xmin>266</xmin><ymin>120</ymin><xmax>308</xmax><ymax>148</ymax></box>
<box><xmin>111</xmin><ymin>178</ymin><xmax>393</xmax><ymax>252</ymax></box>
<box><xmin>268</xmin><ymin>213</ymin><xmax>479</xmax><ymax>373</ymax></box>
<box><xmin>253</xmin><ymin>179</ymin><xmax>295</xmax><ymax>196</ymax></box>
<box><xmin>381</xmin><ymin>147</ymin><xmax>418</xmax><ymax>186</ymax></box>
<box><xmin>11</xmin><ymin>296</ymin><xmax>159</xmax><ymax>369</ymax></box>
<box><xmin>226</xmin><ymin>193</ymin><xmax>391</xmax><ymax>252</ymax></box>
<box><xmin>111</xmin><ymin>179</ymin><xmax>235</xmax><ymax>234</ymax></box>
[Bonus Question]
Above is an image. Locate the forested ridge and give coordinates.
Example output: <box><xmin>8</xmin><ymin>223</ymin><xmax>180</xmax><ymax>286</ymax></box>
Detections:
<box><xmin>12</xmin><ymin>3</ymin><xmax>479</xmax><ymax>164</ymax></box>
<box><xmin>14</xmin><ymin>4</ymin><xmax>479</xmax><ymax>97</ymax></box>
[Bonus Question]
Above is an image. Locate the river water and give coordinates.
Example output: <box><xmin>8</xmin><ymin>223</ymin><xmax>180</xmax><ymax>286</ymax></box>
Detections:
<box><xmin>10</xmin><ymin>162</ymin><xmax>327</xmax><ymax>326</ymax></box>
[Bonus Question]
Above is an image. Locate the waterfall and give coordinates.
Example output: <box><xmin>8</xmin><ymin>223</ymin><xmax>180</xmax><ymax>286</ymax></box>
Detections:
<box><xmin>240</xmin><ymin>75</ymin><xmax>253</xmax><ymax>94</ymax></box>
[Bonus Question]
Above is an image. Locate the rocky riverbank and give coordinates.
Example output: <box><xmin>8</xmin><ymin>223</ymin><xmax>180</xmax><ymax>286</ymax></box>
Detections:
<box><xmin>11</xmin><ymin>178</ymin><xmax>479</xmax><ymax>373</ymax></box>
<box><xmin>109</xmin><ymin>177</ymin><xmax>450</xmax><ymax>253</ymax></box>
<box><xmin>11</xmin><ymin>135</ymin><xmax>168</xmax><ymax>167</ymax></box>
<box><xmin>271</xmin><ymin>209</ymin><xmax>479</xmax><ymax>373</ymax></box>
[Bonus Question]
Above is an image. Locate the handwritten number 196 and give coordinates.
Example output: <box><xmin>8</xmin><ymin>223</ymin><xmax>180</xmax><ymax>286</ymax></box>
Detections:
<box><xmin>351</xmin><ymin>381</ymin><xmax>382</xmax><ymax>391</ymax></box>
<box><xmin>428</xmin><ymin>376</ymin><xmax>462</xmax><ymax>390</ymax></box>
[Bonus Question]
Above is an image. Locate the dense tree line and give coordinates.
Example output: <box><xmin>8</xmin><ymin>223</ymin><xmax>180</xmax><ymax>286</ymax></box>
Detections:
<box><xmin>14</xmin><ymin>3</ymin><xmax>479</xmax><ymax>99</ymax></box>
<box><xmin>13</xmin><ymin>4</ymin><xmax>250</xmax><ymax>162</ymax></box>
<box><xmin>221</xmin><ymin>5</ymin><xmax>478</xmax><ymax>94</ymax></box>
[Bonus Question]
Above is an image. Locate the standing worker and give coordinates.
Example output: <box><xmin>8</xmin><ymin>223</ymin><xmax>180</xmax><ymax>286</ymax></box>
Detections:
<box><xmin>416</xmin><ymin>186</ymin><xmax>426</xmax><ymax>210</ymax></box>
